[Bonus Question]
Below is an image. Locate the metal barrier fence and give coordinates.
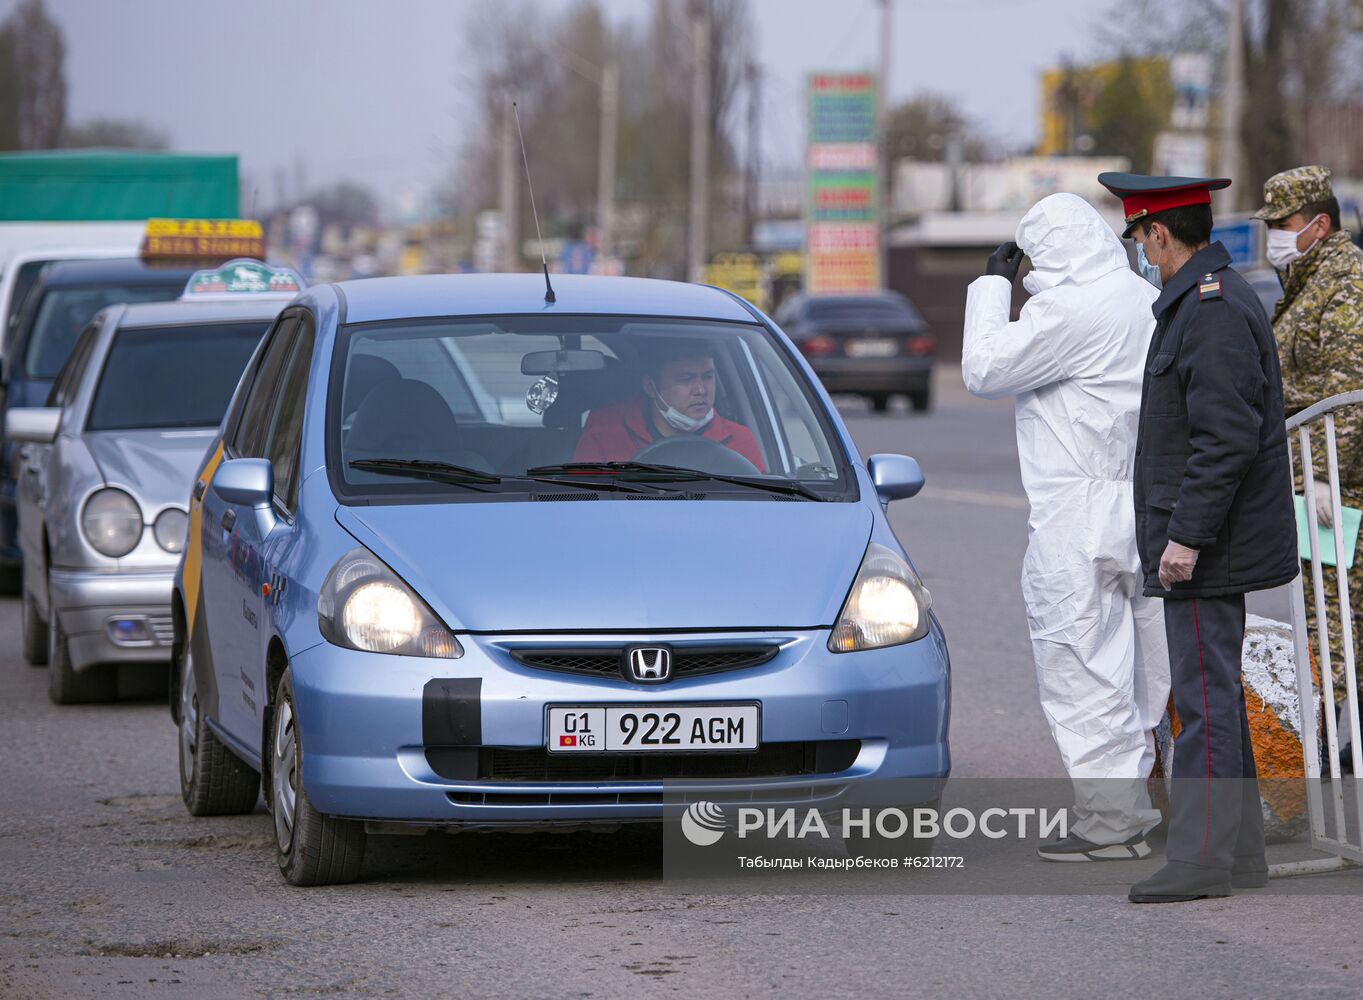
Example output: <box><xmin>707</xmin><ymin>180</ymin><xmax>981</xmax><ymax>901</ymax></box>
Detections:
<box><xmin>1276</xmin><ymin>389</ymin><xmax>1363</xmax><ymax>877</ymax></box>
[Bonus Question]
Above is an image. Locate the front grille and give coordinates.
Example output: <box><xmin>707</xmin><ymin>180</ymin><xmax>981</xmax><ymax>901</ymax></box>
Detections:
<box><xmin>426</xmin><ymin>740</ymin><xmax>860</xmax><ymax>782</ymax></box>
<box><xmin>510</xmin><ymin>644</ymin><xmax>779</xmax><ymax>680</ymax></box>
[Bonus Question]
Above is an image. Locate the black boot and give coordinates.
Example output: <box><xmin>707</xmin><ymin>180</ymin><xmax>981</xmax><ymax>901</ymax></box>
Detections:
<box><xmin>1231</xmin><ymin>855</ymin><xmax>1269</xmax><ymax>888</ymax></box>
<box><xmin>1128</xmin><ymin>861</ymin><xmax>1231</xmax><ymax>903</ymax></box>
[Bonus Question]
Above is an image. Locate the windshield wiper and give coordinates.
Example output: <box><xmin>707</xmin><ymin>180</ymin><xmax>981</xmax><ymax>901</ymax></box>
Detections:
<box><xmin>349</xmin><ymin>458</ymin><xmax>501</xmax><ymax>491</ymax></box>
<box><xmin>525</xmin><ymin>461</ymin><xmax>826</xmax><ymax>501</ymax></box>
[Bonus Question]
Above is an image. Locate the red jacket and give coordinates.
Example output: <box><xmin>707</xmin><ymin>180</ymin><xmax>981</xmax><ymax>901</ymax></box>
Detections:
<box><xmin>572</xmin><ymin>395</ymin><xmax>766</xmax><ymax>472</ymax></box>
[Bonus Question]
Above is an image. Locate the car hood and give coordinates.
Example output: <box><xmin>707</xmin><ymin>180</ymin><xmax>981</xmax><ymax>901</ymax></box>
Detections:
<box><xmin>85</xmin><ymin>429</ymin><xmax>217</xmax><ymax>511</ymax></box>
<box><xmin>335</xmin><ymin>499</ymin><xmax>873</xmax><ymax>632</ymax></box>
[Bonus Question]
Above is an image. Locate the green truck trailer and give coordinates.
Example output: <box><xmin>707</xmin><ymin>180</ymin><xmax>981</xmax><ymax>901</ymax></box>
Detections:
<box><xmin>0</xmin><ymin>150</ymin><xmax>238</xmax><ymax>221</ymax></box>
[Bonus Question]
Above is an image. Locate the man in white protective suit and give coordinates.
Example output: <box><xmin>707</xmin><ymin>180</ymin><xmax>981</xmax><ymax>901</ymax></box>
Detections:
<box><xmin>961</xmin><ymin>192</ymin><xmax>1172</xmax><ymax>861</ymax></box>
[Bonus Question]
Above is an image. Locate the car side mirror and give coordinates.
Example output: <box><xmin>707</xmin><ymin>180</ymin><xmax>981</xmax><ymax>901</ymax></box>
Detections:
<box><xmin>212</xmin><ymin>458</ymin><xmax>277</xmax><ymax>536</ymax></box>
<box><xmin>867</xmin><ymin>453</ymin><xmax>925</xmax><ymax>503</ymax></box>
<box><xmin>5</xmin><ymin>406</ymin><xmax>60</xmax><ymax>445</ymax></box>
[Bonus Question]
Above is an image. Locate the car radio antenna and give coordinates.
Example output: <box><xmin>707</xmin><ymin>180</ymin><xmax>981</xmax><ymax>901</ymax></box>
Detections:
<box><xmin>512</xmin><ymin>100</ymin><xmax>556</xmax><ymax>304</ymax></box>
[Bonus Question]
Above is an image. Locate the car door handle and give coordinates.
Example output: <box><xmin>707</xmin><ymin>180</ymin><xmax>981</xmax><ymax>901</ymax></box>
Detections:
<box><xmin>221</xmin><ymin>509</ymin><xmax>236</xmax><ymax>532</ymax></box>
<box><xmin>193</xmin><ymin>480</ymin><xmax>207</xmax><ymax>501</ymax></box>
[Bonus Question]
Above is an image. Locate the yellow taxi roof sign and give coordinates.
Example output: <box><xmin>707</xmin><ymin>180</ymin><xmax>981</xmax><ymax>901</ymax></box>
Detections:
<box><xmin>142</xmin><ymin>218</ymin><xmax>265</xmax><ymax>262</ymax></box>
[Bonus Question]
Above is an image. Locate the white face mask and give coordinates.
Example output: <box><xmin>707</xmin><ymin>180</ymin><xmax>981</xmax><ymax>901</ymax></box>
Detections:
<box><xmin>1266</xmin><ymin>215</ymin><xmax>1325</xmax><ymax>271</ymax></box>
<box><xmin>655</xmin><ymin>396</ymin><xmax>714</xmax><ymax>433</ymax></box>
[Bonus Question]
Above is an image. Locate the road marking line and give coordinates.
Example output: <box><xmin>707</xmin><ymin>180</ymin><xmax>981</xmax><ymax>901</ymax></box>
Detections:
<box><xmin>921</xmin><ymin>487</ymin><xmax>1029</xmax><ymax>510</ymax></box>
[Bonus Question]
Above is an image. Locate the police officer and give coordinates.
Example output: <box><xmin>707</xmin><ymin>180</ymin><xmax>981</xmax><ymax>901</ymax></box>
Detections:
<box><xmin>1097</xmin><ymin>173</ymin><xmax>1300</xmax><ymax>902</ymax></box>
<box><xmin>1254</xmin><ymin>166</ymin><xmax>1363</xmax><ymax>750</ymax></box>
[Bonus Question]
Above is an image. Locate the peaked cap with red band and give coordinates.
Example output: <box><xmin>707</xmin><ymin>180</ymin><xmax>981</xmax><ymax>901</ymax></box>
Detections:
<box><xmin>1097</xmin><ymin>172</ymin><xmax>1231</xmax><ymax>237</ymax></box>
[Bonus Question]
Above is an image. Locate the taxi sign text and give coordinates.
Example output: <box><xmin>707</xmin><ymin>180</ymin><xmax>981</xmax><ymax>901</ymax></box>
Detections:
<box><xmin>142</xmin><ymin>218</ymin><xmax>265</xmax><ymax>261</ymax></box>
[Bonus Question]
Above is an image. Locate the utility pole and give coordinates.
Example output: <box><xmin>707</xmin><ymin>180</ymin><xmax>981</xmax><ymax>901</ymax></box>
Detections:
<box><xmin>743</xmin><ymin>61</ymin><xmax>760</xmax><ymax>248</ymax></box>
<box><xmin>499</xmin><ymin>101</ymin><xmax>520</xmax><ymax>271</ymax></box>
<box><xmin>597</xmin><ymin>58</ymin><xmax>619</xmax><ymax>263</ymax></box>
<box><xmin>876</xmin><ymin>0</ymin><xmax>892</xmax><ymax>289</ymax></box>
<box><xmin>1217</xmin><ymin>0</ymin><xmax>1244</xmax><ymax>214</ymax></box>
<box><xmin>688</xmin><ymin>0</ymin><xmax>711</xmax><ymax>284</ymax></box>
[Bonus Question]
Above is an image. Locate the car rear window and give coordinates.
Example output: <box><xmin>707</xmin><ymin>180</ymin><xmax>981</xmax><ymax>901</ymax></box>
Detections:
<box><xmin>24</xmin><ymin>283</ymin><xmax>184</xmax><ymax>379</ymax></box>
<box><xmin>86</xmin><ymin>322</ymin><xmax>268</xmax><ymax>431</ymax></box>
<box><xmin>805</xmin><ymin>296</ymin><xmax>923</xmax><ymax>326</ymax></box>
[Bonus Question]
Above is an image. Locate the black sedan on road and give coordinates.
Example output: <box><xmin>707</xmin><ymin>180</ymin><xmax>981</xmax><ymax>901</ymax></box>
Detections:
<box><xmin>773</xmin><ymin>291</ymin><xmax>935</xmax><ymax>412</ymax></box>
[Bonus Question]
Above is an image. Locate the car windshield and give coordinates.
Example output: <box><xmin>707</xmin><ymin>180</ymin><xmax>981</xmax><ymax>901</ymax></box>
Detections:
<box><xmin>25</xmin><ymin>283</ymin><xmax>184</xmax><ymax>379</ymax></box>
<box><xmin>86</xmin><ymin>322</ymin><xmax>268</xmax><ymax>431</ymax></box>
<box><xmin>805</xmin><ymin>295</ymin><xmax>923</xmax><ymax>326</ymax></box>
<box><xmin>333</xmin><ymin>315</ymin><xmax>851</xmax><ymax>501</ymax></box>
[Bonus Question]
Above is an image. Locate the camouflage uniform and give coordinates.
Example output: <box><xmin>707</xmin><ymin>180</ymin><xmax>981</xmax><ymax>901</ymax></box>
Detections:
<box><xmin>1255</xmin><ymin>166</ymin><xmax>1363</xmax><ymax>704</ymax></box>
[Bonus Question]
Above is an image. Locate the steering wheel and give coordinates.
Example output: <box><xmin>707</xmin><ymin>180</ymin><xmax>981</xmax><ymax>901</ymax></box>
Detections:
<box><xmin>632</xmin><ymin>435</ymin><xmax>761</xmax><ymax>476</ymax></box>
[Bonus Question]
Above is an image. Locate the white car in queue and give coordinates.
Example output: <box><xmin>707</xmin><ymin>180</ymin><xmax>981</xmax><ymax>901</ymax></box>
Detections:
<box><xmin>7</xmin><ymin>260</ymin><xmax>302</xmax><ymax>703</ymax></box>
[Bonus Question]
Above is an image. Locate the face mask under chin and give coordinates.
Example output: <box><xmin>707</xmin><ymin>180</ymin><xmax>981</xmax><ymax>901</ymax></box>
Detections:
<box><xmin>655</xmin><ymin>396</ymin><xmax>715</xmax><ymax>433</ymax></box>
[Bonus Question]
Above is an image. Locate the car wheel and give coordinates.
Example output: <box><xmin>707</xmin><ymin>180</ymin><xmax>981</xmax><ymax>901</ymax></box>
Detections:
<box><xmin>21</xmin><ymin>588</ymin><xmax>47</xmax><ymax>666</ymax></box>
<box><xmin>270</xmin><ymin>669</ymin><xmax>365</xmax><ymax>886</ymax></box>
<box><xmin>909</xmin><ymin>387</ymin><xmax>932</xmax><ymax>413</ymax></box>
<box><xmin>179</xmin><ymin>646</ymin><xmax>260</xmax><ymax>816</ymax></box>
<box><xmin>870</xmin><ymin>393</ymin><xmax>890</xmax><ymax>413</ymax></box>
<box><xmin>47</xmin><ymin>612</ymin><xmax>115</xmax><ymax>704</ymax></box>
<box><xmin>843</xmin><ymin>799</ymin><xmax>941</xmax><ymax>860</ymax></box>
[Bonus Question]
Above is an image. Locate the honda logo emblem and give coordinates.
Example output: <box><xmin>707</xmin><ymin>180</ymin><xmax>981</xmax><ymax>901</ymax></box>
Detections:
<box><xmin>624</xmin><ymin>646</ymin><xmax>672</xmax><ymax>683</ymax></box>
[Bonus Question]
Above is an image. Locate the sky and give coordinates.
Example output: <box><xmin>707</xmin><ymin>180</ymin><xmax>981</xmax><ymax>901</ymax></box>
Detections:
<box><xmin>8</xmin><ymin>0</ymin><xmax>1106</xmax><ymax>214</ymax></box>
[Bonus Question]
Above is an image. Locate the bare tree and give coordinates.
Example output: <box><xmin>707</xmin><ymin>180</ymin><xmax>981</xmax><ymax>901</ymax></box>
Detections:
<box><xmin>1096</xmin><ymin>0</ymin><xmax>1363</xmax><ymax>208</ymax></box>
<box><xmin>62</xmin><ymin>117</ymin><xmax>169</xmax><ymax>151</ymax></box>
<box><xmin>445</xmin><ymin>0</ymin><xmax>752</xmax><ymax>278</ymax></box>
<box><xmin>885</xmin><ymin>92</ymin><xmax>994</xmax><ymax>163</ymax></box>
<box><xmin>4</xmin><ymin>0</ymin><xmax>66</xmax><ymax>150</ymax></box>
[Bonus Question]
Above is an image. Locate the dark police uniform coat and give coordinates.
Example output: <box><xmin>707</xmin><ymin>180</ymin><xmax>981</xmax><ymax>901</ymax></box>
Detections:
<box><xmin>1134</xmin><ymin>241</ymin><xmax>1298</xmax><ymax>598</ymax></box>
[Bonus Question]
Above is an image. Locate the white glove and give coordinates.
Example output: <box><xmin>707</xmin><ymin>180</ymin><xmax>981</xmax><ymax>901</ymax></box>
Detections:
<box><xmin>1314</xmin><ymin>480</ymin><xmax>1334</xmax><ymax>529</ymax></box>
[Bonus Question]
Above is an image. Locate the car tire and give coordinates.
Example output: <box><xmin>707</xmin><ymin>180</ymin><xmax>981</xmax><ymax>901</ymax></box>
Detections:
<box><xmin>909</xmin><ymin>387</ymin><xmax>932</xmax><ymax>413</ymax></box>
<box><xmin>870</xmin><ymin>393</ymin><xmax>891</xmax><ymax>413</ymax></box>
<box><xmin>269</xmin><ymin>669</ymin><xmax>366</xmax><ymax>886</ymax></box>
<box><xmin>843</xmin><ymin>798</ymin><xmax>941</xmax><ymax>860</ymax></box>
<box><xmin>178</xmin><ymin>646</ymin><xmax>260</xmax><ymax>816</ymax></box>
<box><xmin>21</xmin><ymin>588</ymin><xmax>47</xmax><ymax>666</ymax></box>
<box><xmin>47</xmin><ymin>612</ymin><xmax>115</xmax><ymax>704</ymax></box>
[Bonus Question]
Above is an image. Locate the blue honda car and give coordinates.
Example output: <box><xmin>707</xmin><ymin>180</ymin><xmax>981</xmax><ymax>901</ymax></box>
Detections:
<box><xmin>172</xmin><ymin>274</ymin><xmax>950</xmax><ymax>885</ymax></box>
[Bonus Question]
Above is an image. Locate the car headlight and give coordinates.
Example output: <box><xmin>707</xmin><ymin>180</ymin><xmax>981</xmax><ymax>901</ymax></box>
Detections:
<box><xmin>153</xmin><ymin>507</ymin><xmax>188</xmax><ymax>554</ymax></box>
<box><xmin>317</xmin><ymin>546</ymin><xmax>463</xmax><ymax>658</ymax></box>
<box><xmin>81</xmin><ymin>488</ymin><xmax>143</xmax><ymax>558</ymax></box>
<box><xmin>829</xmin><ymin>542</ymin><xmax>932</xmax><ymax>652</ymax></box>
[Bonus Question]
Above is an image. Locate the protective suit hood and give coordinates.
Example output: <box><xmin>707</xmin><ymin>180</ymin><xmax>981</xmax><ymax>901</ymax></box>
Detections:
<box><xmin>1018</xmin><ymin>193</ymin><xmax>1130</xmax><ymax>295</ymax></box>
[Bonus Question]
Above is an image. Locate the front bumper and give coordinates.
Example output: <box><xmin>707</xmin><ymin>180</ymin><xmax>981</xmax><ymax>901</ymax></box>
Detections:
<box><xmin>807</xmin><ymin>357</ymin><xmax>934</xmax><ymax>395</ymax></box>
<box><xmin>290</xmin><ymin>625</ymin><xmax>951</xmax><ymax>828</ymax></box>
<box><xmin>48</xmin><ymin>567</ymin><xmax>175</xmax><ymax>671</ymax></box>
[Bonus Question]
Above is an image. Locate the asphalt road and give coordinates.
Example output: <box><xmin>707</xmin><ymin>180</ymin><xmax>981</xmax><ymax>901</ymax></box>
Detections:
<box><xmin>2</xmin><ymin>373</ymin><xmax>1359</xmax><ymax>999</ymax></box>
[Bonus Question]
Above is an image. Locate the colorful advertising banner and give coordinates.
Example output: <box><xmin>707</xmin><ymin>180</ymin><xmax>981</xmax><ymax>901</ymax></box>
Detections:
<box><xmin>806</xmin><ymin>73</ymin><xmax>881</xmax><ymax>294</ymax></box>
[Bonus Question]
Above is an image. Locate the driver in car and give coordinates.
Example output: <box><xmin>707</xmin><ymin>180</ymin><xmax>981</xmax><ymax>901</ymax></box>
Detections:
<box><xmin>571</xmin><ymin>343</ymin><xmax>766</xmax><ymax>471</ymax></box>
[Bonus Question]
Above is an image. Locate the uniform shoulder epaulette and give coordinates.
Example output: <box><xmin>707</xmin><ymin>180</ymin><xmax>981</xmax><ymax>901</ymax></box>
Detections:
<box><xmin>1198</xmin><ymin>272</ymin><xmax>1222</xmax><ymax>300</ymax></box>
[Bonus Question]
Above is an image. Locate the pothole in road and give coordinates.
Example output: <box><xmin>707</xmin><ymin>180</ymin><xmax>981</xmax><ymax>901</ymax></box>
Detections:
<box><xmin>84</xmin><ymin>938</ymin><xmax>280</xmax><ymax>959</ymax></box>
<box><xmin>96</xmin><ymin>794</ymin><xmax>181</xmax><ymax>813</ymax></box>
<box><xmin>128</xmin><ymin>833</ymin><xmax>274</xmax><ymax>851</ymax></box>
